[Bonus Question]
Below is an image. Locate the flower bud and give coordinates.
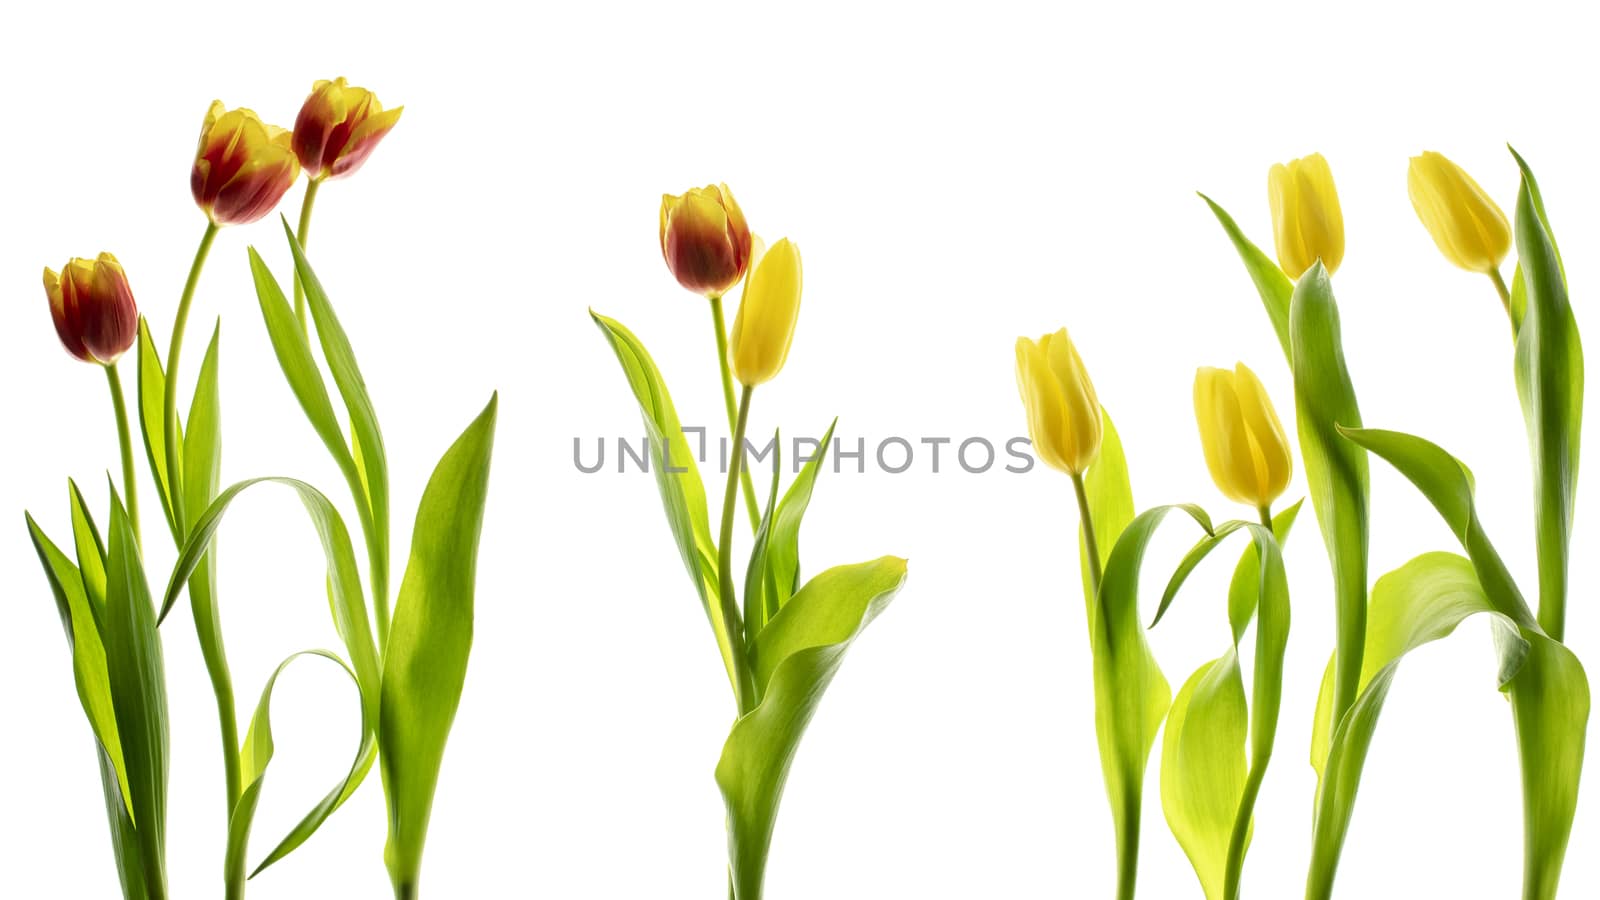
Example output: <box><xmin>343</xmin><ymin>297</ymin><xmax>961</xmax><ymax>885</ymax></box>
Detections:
<box><xmin>1407</xmin><ymin>151</ymin><xmax>1511</xmax><ymax>274</ymax></box>
<box><xmin>293</xmin><ymin>77</ymin><xmax>404</xmax><ymax>181</ymax></box>
<box><xmin>1014</xmin><ymin>328</ymin><xmax>1102</xmax><ymax>476</ymax></box>
<box><xmin>190</xmin><ymin>101</ymin><xmax>301</xmax><ymax>225</ymax></box>
<box><xmin>660</xmin><ymin>184</ymin><xmax>754</xmax><ymax>297</ymax></box>
<box><xmin>1193</xmin><ymin>363</ymin><xmax>1292</xmax><ymax>509</ymax></box>
<box><xmin>1268</xmin><ymin>153</ymin><xmax>1344</xmax><ymax>278</ymax></box>
<box><xmin>43</xmin><ymin>253</ymin><xmax>139</xmax><ymax>365</ymax></box>
<box><xmin>729</xmin><ymin>238</ymin><xmax>802</xmax><ymax>386</ymax></box>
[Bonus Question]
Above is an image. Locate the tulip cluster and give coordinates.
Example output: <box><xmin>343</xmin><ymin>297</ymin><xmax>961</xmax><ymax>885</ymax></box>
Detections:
<box><xmin>27</xmin><ymin>79</ymin><xmax>496</xmax><ymax>900</ymax></box>
<box><xmin>595</xmin><ymin>183</ymin><xmax>905</xmax><ymax>900</ymax></box>
<box><xmin>1014</xmin><ymin>146</ymin><xmax>1586</xmax><ymax>900</ymax></box>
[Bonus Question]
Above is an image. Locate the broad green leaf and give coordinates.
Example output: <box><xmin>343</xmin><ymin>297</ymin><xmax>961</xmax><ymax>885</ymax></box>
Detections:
<box><xmin>226</xmin><ymin>650</ymin><xmax>378</xmax><ymax>879</ymax></box>
<box><xmin>282</xmin><ymin>219</ymin><xmax>392</xmax><ymax>616</ymax></box>
<box><xmin>1080</xmin><ymin>410</ymin><xmax>1135</xmax><ymax>611</ymax></box>
<box><xmin>1508</xmin><ymin>150</ymin><xmax>1583</xmax><ymax>643</ymax></box>
<box><xmin>102</xmin><ymin>493</ymin><xmax>169</xmax><ymax>897</ymax></box>
<box><xmin>27</xmin><ymin>513</ymin><xmax>130</xmax><ymax>812</ymax></box>
<box><xmin>380</xmin><ymin>395</ymin><xmax>498</xmax><ymax>894</ymax></box>
<box><xmin>247</xmin><ymin>248</ymin><xmax>381</xmax><ymax>615</ymax></box>
<box><xmin>1199</xmin><ymin>193</ymin><xmax>1294</xmax><ymax>361</ymax></box>
<box><xmin>1340</xmin><ymin>425</ymin><xmax>1588</xmax><ymax>898</ymax></box>
<box><xmin>95</xmin><ymin>744</ymin><xmax>148</xmax><ymax>900</ymax></box>
<box><xmin>717</xmin><ymin>556</ymin><xmax>908</xmax><ymax>900</ymax></box>
<box><xmin>1290</xmin><ymin>265</ymin><xmax>1370</xmax><ymax>743</ymax></box>
<box><xmin>1157</xmin><ymin>508</ymin><xmax>1298</xmax><ymax>899</ymax></box>
<box><xmin>1091</xmin><ymin>503</ymin><xmax>1210</xmax><ymax>892</ymax></box>
<box><xmin>1508</xmin><ymin>147</ymin><xmax>1565</xmax><ymax>334</ymax></box>
<box><xmin>591</xmin><ymin>311</ymin><xmax>729</xmax><ymax>684</ymax></box>
<box><xmin>743</xmin><ymin>431</ymin><xmax>782</xmax><ymax>639</ymax></box>
<box><xmin>1303</xmin><ymin>553</ymin><xmax>1586</xmax><ymax>900</ymax></box>
<box><xmin>135</xmin><ymin>319</ymin><xmax>181</xmax><ymax>542</ymax></box>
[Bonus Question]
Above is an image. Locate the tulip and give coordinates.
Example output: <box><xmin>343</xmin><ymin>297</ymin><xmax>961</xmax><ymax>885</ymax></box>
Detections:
<box><xmin>43</xmin><ymin>253</ymin><xmax>138</xmax><ymax>365</ymax></box>
<box><xmin>729</xmin><ymin>239</ymin><xmax>803</xmax><ymax>387</ymax></box>
<box><xmin>190</xmin><ymin>101</ymin><xmax>301</xmax><ymax>226</ymax></box>
<box><xmin>1015</xmin><ymin>328</ymin><xmax>1102</xmax><ymax>476</ymax></box>
<box><xmin>293</xmin><ymin>77</ymin><xmax>404</xmax><ymax>181</ymax></box>
<box><xmin>1268</xmin><ymin>153</ymin><xmax>1345</xmax><ymax>278</ymax></box>
<box><xmin>1407</xmin><ymin>151</ymin><xmax>1511</xmax><ymax>275</ymax></box>
<box><xmin>661</xmin><ymin>184</ymin><xmax>754</xmax><ymax>297</ymax></box>
<box><xmin>1193</xmin><ymin>363</ymin><xmax>1292</xmax><ymax>510</ymax></box>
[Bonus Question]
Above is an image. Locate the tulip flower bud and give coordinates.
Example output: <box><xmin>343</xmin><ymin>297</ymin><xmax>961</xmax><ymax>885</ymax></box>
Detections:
<box><xmin>1014</xmin><ymin>328</ymin><xmax>1103</xmax><ymax>476</ymax></box>
<box><xmin>1268</xmin><ymin>153</ymin><xmax>1345</xmax><ymax>278</ymax></box>
<box><xmin>660</xmin><ymin>184</ymin><xmax>754</xmax><ymax>297</ymax></box>
<box><xmin>293</xmin><ymin>77</ymin><xmax>404</xmax><ymax>181</ymax></box>
<box><xmin>43</xmin><ymin>254</ymin><xmax>139</xmax><ymax>365</ymax></box>
<box><xmin>190</xmin><ymin>101</ymin><xmax>301</xmax><ymax>225</ymax></box>
<box><xmin>1407</xmin><ymin>151</ymin><xmax>1511</xmax><ymax>274</ymax></box>
<box><xmin>1193</xmin><ymin>363</ymin><xmax>1292</xmax><ymax>509</ymax></box>
<box><xmin>729</xmin><ymin>238</ymin><xmax>802</xmax><ymax>386</ymax></box>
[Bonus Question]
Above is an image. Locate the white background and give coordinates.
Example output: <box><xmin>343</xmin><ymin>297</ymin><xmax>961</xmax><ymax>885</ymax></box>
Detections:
<box><xmin>2</xmin><ymin>0</ymin><xmax>1597</xmax><ymax>897</ymax></box>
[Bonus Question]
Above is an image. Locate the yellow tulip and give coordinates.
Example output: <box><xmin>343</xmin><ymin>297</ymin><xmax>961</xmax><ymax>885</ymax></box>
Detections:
<box><xmin>660</xmin><ymin>184</ymin><xmax>754</xmax><ymax>298</ymax></box>
<box><xmin>293</xmin><ymin>77</ymin><xmax>404</xmax><ymax>181</ymax></box>
<box><xmin>1193</xmin><ymin>363</ymin><xmax>1292</xmax><ymax>509</ymax></box>
<box><xmin>1268</xmin><ymin>153</ymin><xmax>1344</xmax><ymax>278</ymax></box>
<box><xmin>1015</xmin><ymin>328</ymin><xmax>1102</xmax><ymax>476</ymax></box>
<box><xmin>729</xmin><ymin>238</ymin><xmax>802</xmax><ymax>386</ymax></box>
<box><xmin>1407</xmin><ymin>151</ymin><xmax>1511</xmax><ymax>274</ymax></box>
<box><xmin>190</xmin><ymin>101</ymin><xmax>301</xmax><ymax>225</ymax></box>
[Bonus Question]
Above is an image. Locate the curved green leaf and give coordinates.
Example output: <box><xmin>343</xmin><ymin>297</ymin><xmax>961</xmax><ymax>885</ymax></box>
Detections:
<box><xmin>1091</xmin><ymin>502</ymin><xmax>1210</xmax><ymax>891</ymax></box>
<box><xmin>226</xmin><ymin>650</ymin><xmax>377</xmax><ymax>879</ymax></box>
<box><xmin>1080</xmin><ymin>410</ymin><xmax>1135</xmax><ymax>609</ymax></box>
<box><xmin>1158</xmin><ymin>507</ymin><xmax>1298</xmax><ymax>899</ymax></box>
<box><xmin>742</xmin><ymin>431</ymin><xmax>783</xmax><ymax>639</ymax></box>
<box><xmin>380</xmin><ymin>395</ymin><xmax>498</xmax><ymax>895</ymax></box>
<box><xmin>1199</xmin><ymin>193</ymin><xmax>1294</xmax><ymax>360</ymax></box>
<box><xmin>591</xmin><ymin>310</ymin><xmax>730</xmax><ymax>685</ymax></box>
<box><xmin>281</xmin><ymin>218</ymin><xmax>392</xmax><ymax>620</ymax></box>
<box><xmin>717</xmin><ymin>556</ymin><xmax>908</xmax><ymax>900</ymax></box>
<box><xmin>745</xmin><ymin>419</ymin><xmax>839</xmax><ymax>637</ymax></box>
<box><xmin>1290</xmin><ymin>264</ymin><xmax>1370</xmax><ymax>747</ymax></box>
<box><xmin>162</xmin><ymin>477</ymin><xmax>380</xmax><ymax>720</ymax></box>
<box><xmin>135</xmin><ymin>318</ymin><xmax>181</xmax><ymax>543</ymax></box>
<box><xmin>1508</xmin><ymin>150</ymin><xmax>1582</xmax><ymax>643</ymax></box>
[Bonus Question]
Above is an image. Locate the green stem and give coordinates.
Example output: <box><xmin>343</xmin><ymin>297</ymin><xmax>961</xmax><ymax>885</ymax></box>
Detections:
<box><xmin>710</xmin><ymin>295</ymin><xmax>762</xmax><ymax>533</ymax></box>
<box><xmin>293</xmin><ymin>178</ymin><xmax>322</xmax><ymax>334</ymax></box>
<box><xmin>393</xmin><ymin>882</ymin><xmax>416</xmax><ymax>900</ymax></box>
<box><xmin>1071</xmin><ymin>473</ymin><xmax>1103</xmax><ymax>597</ymax></box>
<box><xmin>1489</xmin><ymin>268</ymin><xmax>1514</xmax><ymax>329</ymax></box>
<box><xmin>1115</xmin><ymin>791</ymin><xmax>1140</xmax><ymax>900</ymax></box>
<box><xmin>718</xmin><ymin>385</ymin><xmax>759</xmax><ymax>715</ymax></box>
<box><xmin>163</xmin><ymin>221</ymin><xmax>220</xmax><ymax>536</ymax></box>
<box><xmin>105</xmin><ymin>362</ymin><xmax>140</xmax><ymax>546</ymax></box>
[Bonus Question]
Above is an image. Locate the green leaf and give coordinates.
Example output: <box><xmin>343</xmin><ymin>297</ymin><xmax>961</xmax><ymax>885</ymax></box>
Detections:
<box><xmin>717</xmin><ymin>556</ymin><xmax>908</xmax><ymax>900</ymax></box>
<box><xmin>1508</xmin><ymin>149</ymin><xmax>1583</xmax><ymax>643</ymax></box>
<box><xmin>1508</xmin><ymin>147</ymin><xmax>1566</xmax><ymax>334</ymax></box>
<box><xmin>135</xmin><ymin>319</ymin><xmax>181</xmax><ymax>543</ymax></box>
<box><xmin>1157</xmin><ymin>507</ymin><xmax>1298</xmax><ymax>899</ymax></box>
<box><xmin>1080</xmin><ymin>410</ymin><xmax>1135</xmax><ymax>612</ymax></box>
<box><xmin>1340</xmin><ymin>425</ymin><xmax>1589</xmax><ymax>898</ymax></box>
<box><xmin>163</xmin><ymin>477</ymin><xmax>380</xmax><ymax>714</ymax></box>
<box><xmin>590</xmin><ymin>310</ymin><xmax>730</xmax><ymax>685</ymax></box>
<box><xmin>281</xmin><ymin>218</ymin><xmax>392</xmax><ymax>615</ymax></box>
<box><xmin>227</xmin><ymin>650</ymin><xmax>378</xmax><ymax>879</ymax></box>
<box><xmin>69</xmin><ymin>479</ymin><xmax>109</xmax><ymax>616</ymax></box>
<box><xmin>1199</xmin><ymin>193</ymin><xmax>1294</xmax><ymax>361</ymax></box>
<box><xmin>1302</xmin><ymin>553</ymin><xmax>1587</xmax><ymax>900</ymax></box>
<box><xmin>1091</xmin><ymin>503</ymin><xmax>1210</xmax><ymax>891</ymax></box>
<box><xmin>247</xmin><ymin>248</ymin><xmax>382</xmax><ymax>621</ymax></box>
<box><xmin>379</xmin><ymin>395</ymin><xmax>498</xmax><ymax>894</ymax></box>
<box><xmin>101</xmin><ymin>492</ymin><xmax>169</xmax><ymax>897</ymax></box>
<box><xmin>742</xmin><ymin>430</ymin><xmax>783</xmax><ymax>639</ymax></box>
<box><xmin>27</xmin><ymin>513</ymin><xmax>130</xmax><ymax>813</ymax></box>
<box><xmin>1290</xmin><ymin>265</ymin><xmax>1370</xmax><ymax>749</ymax></box>
<box><xmin>745</xmin><ymin>419</ymin><xmax>840</xmax><ymax>637</ymax></box>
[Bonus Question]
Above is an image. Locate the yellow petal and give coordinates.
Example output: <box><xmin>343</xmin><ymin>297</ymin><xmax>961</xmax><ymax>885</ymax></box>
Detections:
<box><xmin>1232</xmin><ymin>362</ymin><xmax>1291</xmax><ymax>505</ymax></box>
<box><xmin>730</xmin><ymin>238</ymin><xmax>802</xmax><ymax>386</ymax></box>
<box><xmin>1194</xmin><ymin>367</ymin><xmax>1259</xmax><ymax>505</ymax></box>
<box><xmin>1407</xmin><ymin>151</ymin><xmax>1510</xmax><ymax>274</ymax></box>
<box><xmin>1015</xmin><ymin>336</ymin><xmax>1073</xmax><ymax>474</ymax></box>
